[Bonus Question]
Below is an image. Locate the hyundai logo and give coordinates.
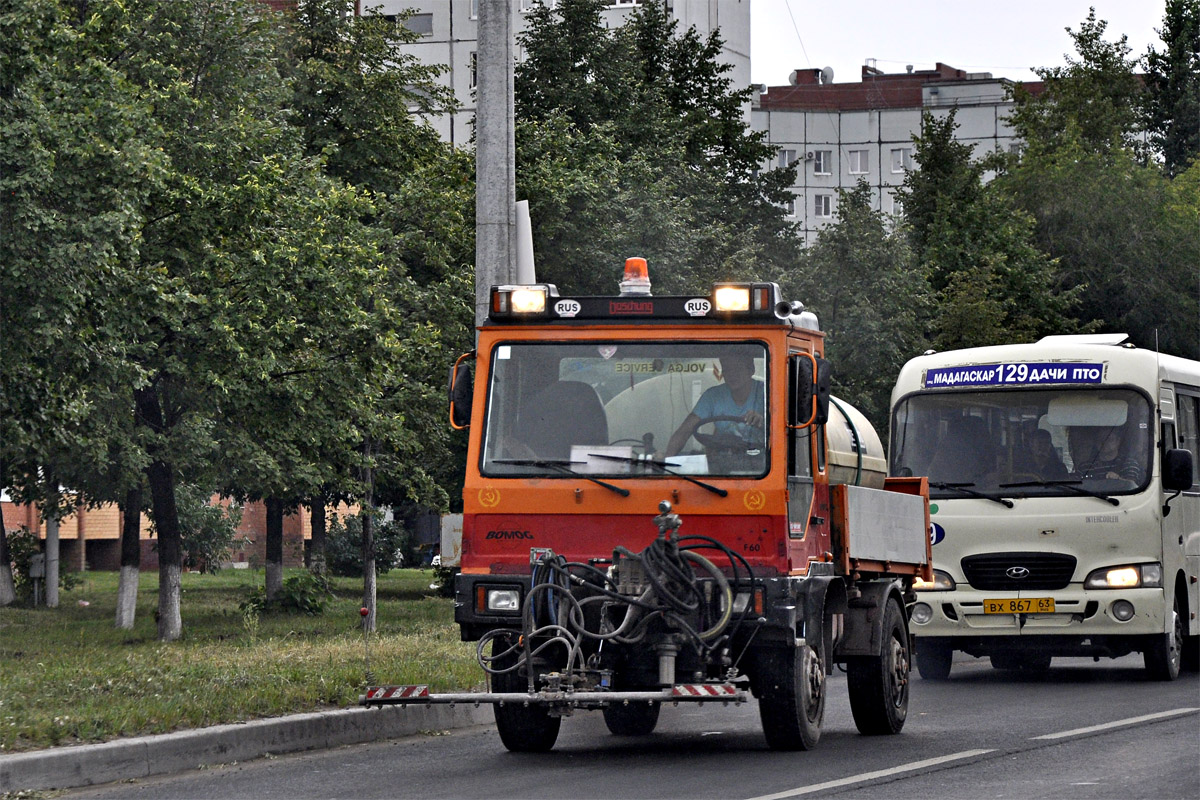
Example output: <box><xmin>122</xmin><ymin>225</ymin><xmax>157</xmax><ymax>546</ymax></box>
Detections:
<box><xmin>1006</xmin><ymin>566</ymin><xmax>1031</xmax><ymax>580</ymax></box>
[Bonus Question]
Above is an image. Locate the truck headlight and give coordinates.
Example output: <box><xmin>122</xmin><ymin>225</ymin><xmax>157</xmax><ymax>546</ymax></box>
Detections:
<box><xmin>477</xmin><ymin>586</ymin><xmax>522</xmax><ymax>613</ymax></box>
<box><xmin>1083</xmin><ymin>563</ymin><xmax>1162</xmax><ymax>589</ymax></box>
<box><xmin>913</xmin><ymin>569</ymin><xmax>956</xmax><ymax>591</ymax></box>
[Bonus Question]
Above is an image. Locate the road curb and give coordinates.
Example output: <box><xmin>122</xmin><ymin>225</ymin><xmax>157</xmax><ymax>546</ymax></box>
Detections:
<box><xmin>0</xmin><ymin>703</ymin><xmax>494</xmax><ymax>793</ymax></box>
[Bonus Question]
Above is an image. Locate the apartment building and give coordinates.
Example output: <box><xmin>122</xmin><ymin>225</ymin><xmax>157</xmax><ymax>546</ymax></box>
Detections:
<box><xmin>372</xmin><ymin>0</ymin><xmax>751</xmax><ymax>144</ymax></box>
<box><xmin>753</xmin><ymin>62</ymin><xmax>1033</xmax><ymax>243</ymax></box>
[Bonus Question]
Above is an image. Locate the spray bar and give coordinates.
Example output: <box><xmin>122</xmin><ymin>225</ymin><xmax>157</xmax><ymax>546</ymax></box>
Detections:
<box><xmin>360</xmin><ymin>684</ymin><xmax>747</xmax><ymax>707</ymax></box>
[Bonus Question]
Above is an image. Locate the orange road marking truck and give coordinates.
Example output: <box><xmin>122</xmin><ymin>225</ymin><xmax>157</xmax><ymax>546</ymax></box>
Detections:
<box><xmin>362</xmin><ymin>259</ymin><xmax>932</xmax><ymax>752</ymax></box>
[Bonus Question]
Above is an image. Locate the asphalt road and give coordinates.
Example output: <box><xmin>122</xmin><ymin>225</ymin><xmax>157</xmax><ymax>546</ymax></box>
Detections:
<box><xmin>65</xmin><ymin>653</ymin><xmax>1199</xmax><ymax>800</ymax></box>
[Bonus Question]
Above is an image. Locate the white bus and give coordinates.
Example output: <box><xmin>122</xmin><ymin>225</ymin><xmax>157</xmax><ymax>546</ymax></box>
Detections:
<box><xmin>889</xmin><ymin>334</ymin><xmax>1198</xmax><ymax>680</ymax></box>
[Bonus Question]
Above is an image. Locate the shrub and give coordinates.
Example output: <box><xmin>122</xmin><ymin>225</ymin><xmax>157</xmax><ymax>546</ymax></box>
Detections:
<box><xmin>6</xmin><ymin>526</ymin><xmax>79</xmax><ymax>605</ymax></box>
<box><xmin>326</xmin><ymin>513</ymin><xmax>409</xmax><ymax>577</ymax></box>
<box><xmin>239</xmin><ymin>571</ymin><xmax>331</xmax><ymax>615</ymax></box>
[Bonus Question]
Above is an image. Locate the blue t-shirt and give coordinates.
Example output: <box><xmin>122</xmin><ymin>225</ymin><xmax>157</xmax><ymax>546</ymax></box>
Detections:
<box><xmin>692</xmin><ymin>380</ymin><xmax>765</xmax><ymax>441</ymax></box>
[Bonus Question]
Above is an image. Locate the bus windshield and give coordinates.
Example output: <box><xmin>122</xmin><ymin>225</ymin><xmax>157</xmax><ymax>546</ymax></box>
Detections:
<box><xmin>891</xmin><ymin>388</ymin><xmax>1153</xmax><ymax>498</ymax></box>
<box><xmin>481</xmin><ymin>341</ymin><xmax>768</xmax><ymax>479</ymax></box>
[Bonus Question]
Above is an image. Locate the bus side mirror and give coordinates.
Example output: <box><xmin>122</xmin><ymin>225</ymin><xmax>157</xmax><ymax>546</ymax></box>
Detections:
<box><xmin>789</xmin><ymin>354</ymin><xmax>831</xmax><ymax>427</ymax></box>
<box><xmin>1162</xmin><ymin>448</ymin><xmax>1193</xmax><ymax>493</ymax></box>
<box><xmin>448</xmin><ymin>352</ymin><xmax>474</xmax><ymax>429</ymax></box>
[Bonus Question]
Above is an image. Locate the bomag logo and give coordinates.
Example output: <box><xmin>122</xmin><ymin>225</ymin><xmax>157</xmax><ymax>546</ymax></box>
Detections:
<box><xmin>485</xmin><ymin>530</ymin><xmax>534</xmax><ymax>540</ymax></box>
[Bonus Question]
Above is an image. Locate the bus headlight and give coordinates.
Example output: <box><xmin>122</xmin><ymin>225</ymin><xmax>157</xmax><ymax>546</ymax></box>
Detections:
<box><xmin>913</xmin><ymin>569</ymin><xmax>956</xmax><ymax>591</ymax></box>
<box><xmin>1083</xmin><ymin>563</ymin><xmax>1162</xmax><ymax>589</ymax></box>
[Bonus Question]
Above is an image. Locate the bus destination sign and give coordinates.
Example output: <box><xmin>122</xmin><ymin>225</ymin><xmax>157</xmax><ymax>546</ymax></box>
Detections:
<box><xmin>924</xmin><ymin>362</ymin><xmax>1105</xmax><ymax>388</ymax></box>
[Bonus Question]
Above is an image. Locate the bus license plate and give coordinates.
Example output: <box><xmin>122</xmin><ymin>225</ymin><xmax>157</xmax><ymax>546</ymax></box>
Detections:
<box><xmin>983</xmin><ymin>598</ymin><xmax>1055</xmax><ymax>614</ymax></box>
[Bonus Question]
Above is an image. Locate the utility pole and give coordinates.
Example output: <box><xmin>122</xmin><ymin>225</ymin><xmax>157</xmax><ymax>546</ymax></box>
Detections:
<box><xmin>474</xmin><ymin>0</ymin><xmax>517</xmax><ymax>329</ymax></box>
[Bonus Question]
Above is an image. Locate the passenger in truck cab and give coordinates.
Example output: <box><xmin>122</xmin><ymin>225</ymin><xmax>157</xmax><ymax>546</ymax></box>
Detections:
<box><xmin>663</xmin><ymin>352</ymin><xmax>765</xmax><ymax>457</ymax></box>
<box><xmin>1067</xmin><ymin>425</ymin><xmax>1144</xmax><ymax>483</ymax></box>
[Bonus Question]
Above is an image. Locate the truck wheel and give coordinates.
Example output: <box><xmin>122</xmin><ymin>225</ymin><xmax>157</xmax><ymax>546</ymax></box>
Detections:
<box><xmin>847</xmin><ymin>599</ymin><xmax>909</xmax><ymax>735</ymax></box>
<box><xmin>491</xmin><ymin>644</ymin><xmax>561</xmax><ymax>752</ymax></box>
<box><xmin>756</xmin><ymin>642</ymin><xmax>825</xmax><ymax>751</ymax></box>
<box><xmin>915</xmin><ymin>639</ymin><xmax>952</xmax><ymax>681</ymax></box>
<box><xmin>1145</xmin><ymin>595</ymin><xmax>1182</xmax><ymax>681</ymax></box>
<box><xmin>603</xmin><ymin>701</ymin><xmax>660</xmax><ymax>736</ymax></box>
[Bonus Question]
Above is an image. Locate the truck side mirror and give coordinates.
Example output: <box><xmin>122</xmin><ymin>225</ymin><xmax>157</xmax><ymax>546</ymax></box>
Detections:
<box><xmin>1162</xmin><ymin>448</ymin><xmax>1194</xmax><ymax>493</ymax></box>
<box><xmin>789</xmin><ymin>354</ymin><xmax>831</xmax><ymax>427</ymax></box>
<box><xmin>448</xmin><ymin>352</ymin><xmax>474</xmax><ymax>429</ymax></box>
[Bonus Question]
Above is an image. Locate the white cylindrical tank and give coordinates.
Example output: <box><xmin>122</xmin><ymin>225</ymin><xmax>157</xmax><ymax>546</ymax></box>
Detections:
<box><xmin>826</xmin><ymin>396</ymin><xmax>887</xmax><ymax>489</ymax></box>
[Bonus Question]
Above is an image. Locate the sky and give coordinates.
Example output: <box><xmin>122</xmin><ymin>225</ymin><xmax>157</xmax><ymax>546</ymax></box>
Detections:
<box><xmin>750</xmin><ymin>0</ymin><xmax>1169</xmax><ymax>87</ymax></box>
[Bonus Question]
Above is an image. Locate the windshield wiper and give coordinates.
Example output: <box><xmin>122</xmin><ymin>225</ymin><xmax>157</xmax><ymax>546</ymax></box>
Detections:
<box><xmin>999</xmin><ymin>479</ymin><xmax>1119</xmax><ymax>506</ymax></box>
<box><xmin>490</xmin><ymin>459</ymin><xmax>630</xmax><ymax>497</ymax></box>
<box><xmin>585</xmin><ymin>452</ymin><xmax>729</xmax><ymax>497</ymax></box>
<box><xmin>929</xmin><ymin>481</ymin><xmax>1014</xmax><ymax>508</ymax></box>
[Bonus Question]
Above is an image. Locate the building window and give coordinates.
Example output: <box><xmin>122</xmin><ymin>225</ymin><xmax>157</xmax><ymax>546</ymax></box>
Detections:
<box><xmin>1007</xmin><ymin>142</ymin><xmax>1023</xmax><ymax>156</ymax></box>
<box><xmin>405</xmin><ymin>12</ymin><xmax>433</xmax><ymax>36</ymax></box>
<box><xmin>778</xmin><ymin>149</ymin><xmax>796</xmax><ymax>168</ymax></box>
<box><xmin>891</xmin><ymin>147</ymin><xmax>914</xmax><ymax>173</ymax></box>
<box><xmin>813</xmin><ymin>194</ymin><xmax>832</xmax><ymax>218</ymax></box>
<box><xmin>813</xmin><ymin>150</ymin><xmax>832</xmax><ymax>175</ymax></box>
<box><xmin>848</xmin><ymin>149</ymin><xmax>868</xmax><ymax>174</ymax></box>
<box><xmin>471</xmin><ymin>0</ymin><xmax>478</xmax><ymax>18</ymax></box>
<box><xmin>785</xmin><ymin>198</ymin><xmax>796</xmax><ymax>217</ymax></box>
<box><xmin>469</xmin><ymin>52</ymin><xmax>477</xmax><ymax>90</ymax></box>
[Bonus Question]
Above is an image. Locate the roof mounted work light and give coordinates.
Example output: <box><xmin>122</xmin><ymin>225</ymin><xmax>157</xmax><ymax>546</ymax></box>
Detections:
<box><xmin>490</xmin><ymin>284</ymin><xmax>559</xmax><ymax>318</ymax></box>
<box><xmin>712</xmin><ymin>282</ymin><xmax>780</xmax><ymax>314</ymax></box>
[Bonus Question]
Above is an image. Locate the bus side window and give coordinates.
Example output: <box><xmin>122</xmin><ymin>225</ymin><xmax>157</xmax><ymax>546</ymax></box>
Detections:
<box><xmin>1176</xmin><ymin>393</ymin><xmax>1200</xmax><ymax>488</ymax></box>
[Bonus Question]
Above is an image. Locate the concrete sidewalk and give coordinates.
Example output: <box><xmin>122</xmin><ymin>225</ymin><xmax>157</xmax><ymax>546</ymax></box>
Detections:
<box><xmin>0</xmin><ymin>703</ymin><xmax>494</xmax><ymax>793</ymax></box>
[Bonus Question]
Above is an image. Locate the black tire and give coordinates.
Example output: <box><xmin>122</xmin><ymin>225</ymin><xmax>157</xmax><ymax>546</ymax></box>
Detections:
<box><xmin>491</xmin><ymin>642</ymin><xmax>561</xmax><ymax>752</ymax></box>
<box><xmin>847</xmin><ymin>600</ymin><xmax>910</xmax><ymax>735</ymax></box>
<box><xmin>756</xmin><ymin>642</ymin><xmax>826</xmax><ymax>751</ymax></box>
<box><xmin>603</xmin><ymin>701</ymin><xmax>661</xmax><ymax>736</ymax></box>
<box><xmin>915</xmin><ymin>639</ymin><xmax>952</xmax><ymax>681</ymax></box>
<box><xmin>1145</xmin><ymin>594</ymin><xmax>1183</xmax><ymax>681</ymax></box>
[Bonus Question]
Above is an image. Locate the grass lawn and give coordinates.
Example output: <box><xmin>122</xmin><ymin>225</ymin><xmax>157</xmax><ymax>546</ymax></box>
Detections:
<box><xmin>0</xmin><ymin>568</ymin><xmax>482</xmax><ymax>752</ymax></box>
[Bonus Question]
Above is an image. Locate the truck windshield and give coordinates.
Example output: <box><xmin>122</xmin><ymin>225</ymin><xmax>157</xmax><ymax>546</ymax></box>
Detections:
<box><xmin>890</xmin><ymin>388</ymin><xmax>1152</xmax><ymax>499</ymax></box>
<box><xmin>481</xmin><ymin>341</ymin><xmax>769</xmax><ymax>478</ymax></box>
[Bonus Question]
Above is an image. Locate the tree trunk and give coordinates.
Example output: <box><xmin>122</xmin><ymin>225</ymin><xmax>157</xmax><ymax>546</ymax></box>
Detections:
<box><xmin>145</xmin><ymin>459</ymin><xmax>182</xmax><ymax>641</ymax></box>
<box><xmin>265</xmin><ymin>497</ymin><xmax>284</xmax><ymax>601</ymax></box>
<box><xmin>115</xmin><ymin>488</ymin><xmax>141</xmax><ymax>629</ymax></box>
<box><xmin>44</xmin><ymin>513</ymin><xmax>59</xmax><ymax>608</ymax></box>
<box><xmin>0</xmin><ymin>526</ymin><xmax>15</xmax><ymax>607</ymax></box>
<box><xmin>0</xmin><ymin>456</ymin><xmax>13</xmax><ymax>606</ymax></box>
<box><xmin>361</xmin><ymin>442</ymin><xmax>376</xmax><ymax>632</ymax></box>
<box><xmin>308</xmin><ymin>497</ymin><xmax>326</xmax><ymax>576</ymax></box>
<box><xmin>136</xmin><ymin>387</ymin><xmax>182</xmax><ymax>641</ymax></box>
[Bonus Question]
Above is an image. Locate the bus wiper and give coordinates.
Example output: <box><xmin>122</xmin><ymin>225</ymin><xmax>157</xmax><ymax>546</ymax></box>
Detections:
<box><xmin>928</xmin><ymin>481</ymin><xmax>1014</xmax><ymax>508</ymax></box>
<box><xmin>585</xmin><ymin>452</ymin><xmax>729</xmax><ymax>497</ymax></box>
<box><xmin>999</xmin><ymin>479</ymin><xmax>1119</xmax><ymax>506</ymax></box>
<box><xmin>491</xmin><ymin>459</ymin><xmax>630</xmax><ymax>497</ymax></box>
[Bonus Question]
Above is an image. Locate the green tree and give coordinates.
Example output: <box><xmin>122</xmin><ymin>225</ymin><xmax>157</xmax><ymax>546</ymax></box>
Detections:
<box><xmin>515</xmin><ymin>0</ymin><xmax>801</xmax><ymax>295</ymax></box>
<box><xmin>900</xmin><ymin>110</ymin><xmax>1086</xmax><ymax>349</ymax></box>
<box><xmin>1143</xmin><ymin>0</ymin><xmax>1200</xmax><ymax>176</ymax></box>
<box><xmin>780</xmin><ymin>182</ymin><xmax>927</xmax><ymax>429</ymax></box>
<box><xmin>0</xmin><ymin>0</ymin><xmax>161</xmax><ymax>605</ymax></box>
<box><xmin>999</xmin><ymin>11</ymin><xmax>1199</xmax><ymax>356</ymax></box>
<box><xmin>1008</xmin><ymin>9</ymin><xmax>1143</xmax><ymax>155</ymax></box>
<box><xmin>280</xmin><ymin>0</ymin><xmax>476</xmax><ymax>626</ymax></box>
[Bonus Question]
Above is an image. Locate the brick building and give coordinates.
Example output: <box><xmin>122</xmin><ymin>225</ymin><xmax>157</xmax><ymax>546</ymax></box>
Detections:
<box><xmin>1</xmin><ymin>494</ymin><xmax>318</xmax><ymax>572</ymax></box>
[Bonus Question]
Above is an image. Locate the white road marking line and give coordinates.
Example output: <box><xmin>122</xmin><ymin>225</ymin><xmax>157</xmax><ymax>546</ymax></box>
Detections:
<box><xmin>1030</xmin><ymin>707</ymin><xmax>1200</xmax><ymax>740</ymax></box>
<box><xmin>742</xmin><ymin>749</ymin><xmax>996</xmax><ymax>800</ymax></box>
